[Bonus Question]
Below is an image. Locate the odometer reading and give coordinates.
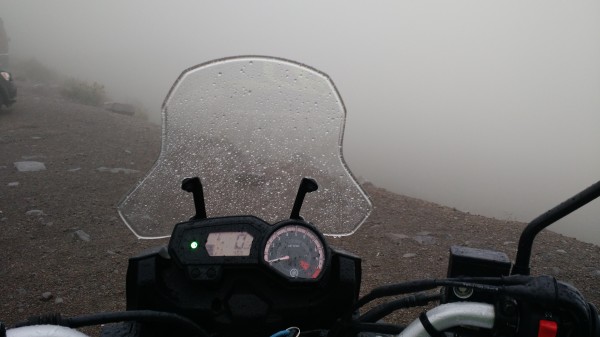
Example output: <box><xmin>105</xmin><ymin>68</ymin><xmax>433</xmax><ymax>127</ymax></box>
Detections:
<box><xmin>205</xmin><ymin>232</ymin><xmax>254</xmax><ymax>256</ymax></box>
<box><xmin>264</xmin><ymin>225</ymin><xmax>325</xmax><ymax>279</ymax></box>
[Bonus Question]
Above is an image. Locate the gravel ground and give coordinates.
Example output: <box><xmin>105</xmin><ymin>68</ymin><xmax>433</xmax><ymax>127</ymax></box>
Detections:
<box><xmin>1</xmin><ymin>80</ymin><xmax>598</xmax><ymax>332</ymax></box>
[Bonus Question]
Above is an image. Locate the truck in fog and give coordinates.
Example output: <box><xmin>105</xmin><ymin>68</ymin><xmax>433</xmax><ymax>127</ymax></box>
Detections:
<box><xmin>0</xmin><ymin>17</ymin><xmax>9</xmax><ymax>68</ymax></box>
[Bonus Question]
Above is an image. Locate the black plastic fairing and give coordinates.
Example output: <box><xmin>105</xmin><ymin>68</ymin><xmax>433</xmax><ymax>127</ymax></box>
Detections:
<box><xmin>125</xmin><ymin>215</ymin><xmax>361</xmax><ymax>337</ymax></box>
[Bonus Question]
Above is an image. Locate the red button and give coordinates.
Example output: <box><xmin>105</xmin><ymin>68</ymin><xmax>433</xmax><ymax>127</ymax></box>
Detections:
<box><xmin>538</xmin><ymin>320</ymin><xmax>557</xmax><ymax>337</ymax></box>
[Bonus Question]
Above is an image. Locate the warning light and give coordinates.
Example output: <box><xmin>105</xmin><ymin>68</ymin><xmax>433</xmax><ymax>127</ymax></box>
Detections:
<box><xmin>190</xmin><ymin>241</ymin><xmax>199</xmax><ymax>250</ymax></box>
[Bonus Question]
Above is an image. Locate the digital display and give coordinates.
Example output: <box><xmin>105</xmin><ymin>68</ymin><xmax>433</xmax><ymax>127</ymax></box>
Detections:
<box><xmin>205</xmin><ymin>232</ymin><xmax>254</xmax><ymax>256</ymax></box>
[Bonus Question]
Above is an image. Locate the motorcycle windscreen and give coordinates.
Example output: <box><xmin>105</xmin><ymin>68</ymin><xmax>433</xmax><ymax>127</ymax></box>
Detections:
<box><xmin>118</xmin><ymin>56</ymin><xmax>372</xmax><ymax>239</ymax></box>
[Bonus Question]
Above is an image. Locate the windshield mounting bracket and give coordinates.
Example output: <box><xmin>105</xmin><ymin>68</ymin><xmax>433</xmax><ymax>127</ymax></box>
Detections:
<box><xmin>290</xmin><ymin>177</ymin><xmax>319</xmax><ymax>221</ymax></box>
<box><xmin>181</xmin><ymin>177</ymin><xmax>207</xmax><ymax>220</ymax></box>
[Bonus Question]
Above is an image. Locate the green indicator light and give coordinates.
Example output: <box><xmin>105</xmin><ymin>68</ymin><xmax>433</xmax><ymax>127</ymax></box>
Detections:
<box><xmin>190</xmin><ymin>241</ymin><xmax>199</xmax><ymax>250</ymax></box>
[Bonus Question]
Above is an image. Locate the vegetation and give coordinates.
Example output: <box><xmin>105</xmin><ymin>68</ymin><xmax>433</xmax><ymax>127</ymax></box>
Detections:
<box><xmin>12</xmin><ymin>57</ymin><xmax>106</xmax><ymax>106</ymax></box>
<box><xmin>12</xmin><ymin>57</ymin><xmax>60</xmax><ymax>82</ymax></box>
<box><xmin>60</xmin><ymin>78</ymin><xmax>106</xmax><ymax>107</ymax></box>
<box><xmin>12</xmin><ymin>57</ymin><xmax>151</xmax><ymax>113</ymax></box>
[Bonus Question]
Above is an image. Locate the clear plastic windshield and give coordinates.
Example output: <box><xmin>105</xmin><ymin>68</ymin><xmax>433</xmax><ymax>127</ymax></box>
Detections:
<box><xmin>118</xmin><ymin>57</ymin><xmax>371</xmax><ymax>239</ymax></box>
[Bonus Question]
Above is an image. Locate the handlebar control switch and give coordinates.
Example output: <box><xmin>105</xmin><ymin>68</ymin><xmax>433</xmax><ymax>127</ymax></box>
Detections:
<box><xmin>538</xmin><ymin>320</ymin><xmax>558</xmax><ymax>337</ymax></box>
<box><xmin>493</xmin><ymin>298</ymin><xmax>519</xmax><ymax>336</ymax></box>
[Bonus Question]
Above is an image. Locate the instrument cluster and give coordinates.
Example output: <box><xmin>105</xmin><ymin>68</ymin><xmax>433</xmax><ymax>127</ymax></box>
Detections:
<box><xmin>168</xmin><ymin>216</ymin><xmax>329</xmax><ymax>282</ymax></box>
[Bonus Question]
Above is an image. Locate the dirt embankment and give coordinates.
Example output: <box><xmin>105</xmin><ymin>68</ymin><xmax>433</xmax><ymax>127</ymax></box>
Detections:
<box><xmin>1</xmin><ymin>80</ymin><xmax>598</xmax><ymax>329</ymax></box>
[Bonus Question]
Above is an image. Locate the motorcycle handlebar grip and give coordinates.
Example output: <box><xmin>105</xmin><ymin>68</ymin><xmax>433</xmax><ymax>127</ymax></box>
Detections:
<box><xmin>7</xmin><ymin>325</ymin><xmax>90</xmax><ymax>337</ymax></box>
<box><xmin>399</xmin><ymin>302</ymin><xmax>495</xmax><ymax>337</ymax></box>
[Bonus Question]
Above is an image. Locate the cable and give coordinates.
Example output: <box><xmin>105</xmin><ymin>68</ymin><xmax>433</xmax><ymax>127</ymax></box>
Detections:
<box><xmin>358</xmin><ymin>292</ymin><xmax>441</xmax><ymax>323</ymax></box>
<box><xmin>349</xmin><ymin>322</ymin><xmax>404</xmax><ymax>335</ymax></box>
<box><xmin>270</xmin><ymin>330</ymin><xmax>291</xmax><ymax>337</ymax></box>
<box><xmin>355</xmin><ymin>275</ymin><xmax>530</xmax><ymax>310</ymax></box>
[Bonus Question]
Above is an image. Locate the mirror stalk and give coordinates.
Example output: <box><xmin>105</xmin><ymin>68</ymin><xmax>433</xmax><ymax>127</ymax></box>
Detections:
<box><xmin>513</xmin><ymin>180</ymin><xmax>600</xmax><ymax>275</ymax></box>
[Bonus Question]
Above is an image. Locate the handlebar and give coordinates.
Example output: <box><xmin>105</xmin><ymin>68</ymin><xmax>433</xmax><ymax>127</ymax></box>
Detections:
<box><xmin>399</xmin><ymin>302</ymin><xmax>495</xmax><ymax>337</ymax></box>
<box><xmin>4</xmin><ymin>305</ymin><xmax>492</xmax><ymax>337</ymax></box>
<box><xmin>4</xmin><ymin>303</ymin><xmax>599</xmax><ymax>337</ymax></box>
<box><xmin>4</xmin><ymin>304</ymin><xmax>495</xmax><ymax>337</ymax></box>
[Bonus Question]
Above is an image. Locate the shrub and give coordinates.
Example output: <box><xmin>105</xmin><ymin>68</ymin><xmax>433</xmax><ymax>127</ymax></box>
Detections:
<box><xmin>60</xmin><ymin>78</ymin><xmax>106</xmax><ymax>106</ymax></box>
<box><xmin>12</xmin><ymin>58</ymin><xmax>60</xmax><ymax>82</ymax></box>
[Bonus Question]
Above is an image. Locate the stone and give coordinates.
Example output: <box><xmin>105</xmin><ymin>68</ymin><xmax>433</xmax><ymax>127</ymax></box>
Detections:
<box><xmin>403</xmin><ymin>253</ymin><xmax>417</xmax><ymax>258</ymax></box>
<box><xmin>97</xmin><ymin>167</ymin><xmax>139</xmax><ymax>174</ymax></box>
<box><xmin>385</xmin><ymin>233</ymin><xmax>409</xmax><ymax>242</ymax></box>
<box><xmin>74</xmin><ymin>230</ymin><xmax>91</xmax><ymax>242</ymax></box>
<box><xmin>14</xmin><ymin>161</ymin><xmax>46</xmax><ymax>172</ymax></box>
<box><xmin>41</xmin><ymin>292</ymin><xmax>53</xmax><ymax>301</ymax></box>
<box><xmin>413</xmin><ymin>235</ymin><xmax>436</xmax><ymax>245</ymax></box>
<box><xmin>104</xmin><ymin>102</ymin><xmax>136</xmax><ymax>116</ymax></box>
<box><xmin>26</xmin><ymin>209</ymin><xmax>45</xmax><ymax>216</ymax></box>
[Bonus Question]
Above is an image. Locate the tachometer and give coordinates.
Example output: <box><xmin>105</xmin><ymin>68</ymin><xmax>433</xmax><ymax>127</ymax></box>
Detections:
<box><xmin>264</xmin><ymin>224</ymin><xmax>326</xmax><ymax>279</ymax></box>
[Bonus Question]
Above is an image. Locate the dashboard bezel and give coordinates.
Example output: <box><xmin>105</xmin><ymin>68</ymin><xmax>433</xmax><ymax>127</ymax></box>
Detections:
<box><xmin>168</xmin><ymin>215</ymin><xmax>331</xmax><ymax>282</ymax></box>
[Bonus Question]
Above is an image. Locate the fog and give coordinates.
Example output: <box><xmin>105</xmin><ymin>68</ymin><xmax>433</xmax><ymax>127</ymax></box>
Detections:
<box><xmin>1</xmin><ymin>1</ymin><xmax>599</xmax><ymax>244</ymax></box>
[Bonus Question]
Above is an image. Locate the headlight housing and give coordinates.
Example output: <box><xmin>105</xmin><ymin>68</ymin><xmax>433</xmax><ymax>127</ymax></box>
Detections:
<box><xmin>1</xmin><ymin>71</ymin><xmax>11</xmax><ymax>81</ymax></box>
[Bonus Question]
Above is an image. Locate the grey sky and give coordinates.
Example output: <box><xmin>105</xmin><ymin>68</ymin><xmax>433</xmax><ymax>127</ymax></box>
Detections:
<box><xmin>1</xmin><ymin>1</ymin><xmax>599</xmax><ymax>243</ymax></box>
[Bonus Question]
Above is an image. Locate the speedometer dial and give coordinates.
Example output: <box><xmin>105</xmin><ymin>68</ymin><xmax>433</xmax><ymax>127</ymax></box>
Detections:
<box><xmin>264</xmin><ymin>225</ymin><xmax>325</xmax><ymax>279</ymax></box>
